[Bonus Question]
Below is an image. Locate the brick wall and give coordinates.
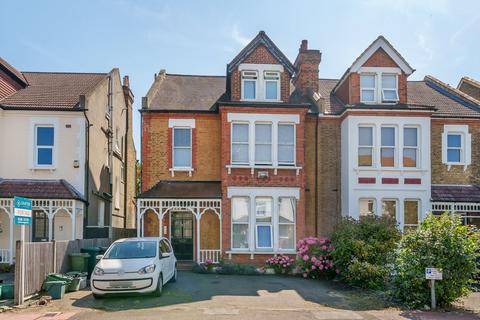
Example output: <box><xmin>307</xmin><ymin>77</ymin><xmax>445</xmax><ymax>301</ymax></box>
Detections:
<box><xmin>0</xmin><ymin>69</ymin><xmax>22</xmax><ymax>100</ymax></box>
<box><xmin>431</xmin><ymin>120</ymin><xmax>480</xmax><ymax>185</ymax></box>
<box><xmin>230</xmin><ymin>45</ymin><xmax>291</xmax><ymax>102</ymax></box>
<box><xmin>141</xmin><ymin>112</ymin><xmax>221</xmax><ymax>192</ymax></box>
<box><xmin>304</xmin><ymin>116</ymin><xmax>317</xmax><ymax>236</ymax></box>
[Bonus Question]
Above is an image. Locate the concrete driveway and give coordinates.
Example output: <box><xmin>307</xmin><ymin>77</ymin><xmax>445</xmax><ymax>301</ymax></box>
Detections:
<box><xmin>2</xmin><ymin>271</ymin><xmax>479</xmax><ymax>320</ymax></box>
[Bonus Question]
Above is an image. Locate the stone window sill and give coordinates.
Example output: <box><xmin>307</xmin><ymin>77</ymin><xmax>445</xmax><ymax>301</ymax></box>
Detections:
<box><xmin>226</xmin><ymin>164</ymin><xmax>301</xmax><ymax>176</ymax></box>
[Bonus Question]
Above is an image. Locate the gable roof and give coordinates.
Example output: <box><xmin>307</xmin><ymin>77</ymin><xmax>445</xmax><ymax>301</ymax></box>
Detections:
<box><xmin>145</xmin><ymin>73</ymin><xmax>226</xmax><ymax>111</ymax></box>
<box><xmin>0</xmin><ymin>56</ymin><xmax>27</xmax><ymax>86</ymax></box>
<box><xmin>458</xmin><ymin>76</ymin><xmax>480</xmax><ymax>90</ymax></box>
<box><xmin>333</xmin><ymin>36</ymin><xmax>414</xmax><ymax>94</ymax></box>
<box><xmin>424</xmin><ymin>75</ymin><xmax>480</xmax><ymax>110</ymax></box>
<box><xmin>0</xmin><ymin>71</ymin><xmax>107</xmax><ymax>110</ymax></box>
<box><xmin>227</xmin><ymin>31</ymin><xmax>295</xmax><ymax>75</ymax></box>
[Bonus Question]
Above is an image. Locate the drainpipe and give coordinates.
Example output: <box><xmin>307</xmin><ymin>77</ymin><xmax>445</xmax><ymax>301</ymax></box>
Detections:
<box><xmin>314</xmin><ymin>114</ymin><xmax>319</xmax><ymax>236</ymax></box>
<box><xmin>80</xmin><ymin>95</ymin><xmax>91</xmax><ymax>239</ymax></box>
<box><xmin>107</xmin><ymin>75</ymin><xmax>113</xmax><ymax>237</ymax></box>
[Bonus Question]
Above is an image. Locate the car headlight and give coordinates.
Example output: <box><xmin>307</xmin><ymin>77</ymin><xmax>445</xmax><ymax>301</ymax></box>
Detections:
<box><xmin>93</xmin><ymin>267</ymin><xmax>104</xmax><ymax>276</ymax></box>
<box><xmin>138</xmin><ymin>264</ymin><xmax>156</xmax><ymax>274</ymax></box>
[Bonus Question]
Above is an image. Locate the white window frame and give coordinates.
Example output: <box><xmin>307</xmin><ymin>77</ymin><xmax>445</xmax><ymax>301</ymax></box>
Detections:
<box><xmin>277</xmin><ymin>123</ymin><xmax>296</xmax><ymax>166</ymax></box>
<box><xmin>381</xmin><ymin>74</ymin><xmax>399</xmax><ymax>103</ymax></box>
<box><xmin>359</xmin><ymin>198</ymin><xmax>376</xmax><ymax>216</ymax></box>
<box><xmin>380</xmin><ymin>126</ymin><xmax>396</xmax><ymax>167</ymax></box>
<box><xmin>359</xmin><ymin>68</ymin><xmax>401</xmax><ymax>104</ymax></box>
<box><xmin>255</xmin><ymin>197</ymin><xmax>273</xmax><ymax>250</ymax></box>
<box><xmin>360</xmin><ymin>73</ymin><xmax>377</xmax><ymax>103</ymax></box>
<box><xmin>442</xmin><ymin>125</ymin><xmax>471</xmax><ymax>169</ymax></box>
<box><xmin>254</xmin><ymin>122</ymin><xmax>273</xmax><ymax>165</ymax></box>
<box><xmin>172</xmin><ymin>127</ymin><xmax>192</xmax><ymax>169</ymax></box>
<box><xmin>231</xmin><ymin>122</ymin><xmax>250</xmax><ymax>165</ymax></box>
<box><xmin>358</xmin><ymin>125</ymin><xmax>374</xmax><ymax>167</ymax></box>
<box><xmin>446</xmin><ymin>133</ymin><xmax>463</xmax><ymax>164</ymax></box>
<box><xmin>264</xmin><ymin>71</ymin><xmax>280</xmax><ymax>101</ymax></box>
<box><xmin>231</xmin><ymin>197</ymin><xmax>250</xmax><ymax>250</ymax></box>
<box><xmin>34</xmin><ymin>124</ymin><xmax>55</xmax><ymax>168</ymax></box>
<box><xmin>403</xmin><ymin>126</ymin><xmax>419</xmax><ymax>168</ymax></box>
<box><xmin>278</xmin><ymin>197</ymin><xmax>296</xmax><ymax>250</ymax></box>
<box><xmin>241</xmin><ymin>70</ymin><xmax>258</xmax><ymax>101</ymax></box>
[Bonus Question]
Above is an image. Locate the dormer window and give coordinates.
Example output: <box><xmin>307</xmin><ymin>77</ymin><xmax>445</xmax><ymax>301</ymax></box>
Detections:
<box><xmin>360</xmin><ymin>74</ymin><xmax>376</xmax><ymax>103</ymax></box>
<box><xmin>381</xmin><ymin>75</ymin><xmax>399</xmax><ymax>102</ymax></box>
<box><xmin>241</xmin><ymin>71</ymin><xmax>257</xmax><ymax>100</ymax></box>
<box><xmin>264</xmin><ymin>71</ymin><xmax>280</xmax><ymax>100</ymax></box>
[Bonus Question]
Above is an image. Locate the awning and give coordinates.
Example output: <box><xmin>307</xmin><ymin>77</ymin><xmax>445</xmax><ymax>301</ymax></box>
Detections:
<box><xmin>138</xmin><ymin>180</ymin><xmax>221</xmax><ymax>199</ymax></box>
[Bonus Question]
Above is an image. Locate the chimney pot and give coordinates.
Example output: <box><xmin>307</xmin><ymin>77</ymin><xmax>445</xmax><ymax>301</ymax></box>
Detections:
<box><xmin>123</xmin><ymin>75</ymin><xmax>130</xmax><ymax>88</ymax></box>
<box><xmin>300</xmin><ymin>40</ymin><xmax>308</xmax><ymax>51</ymax></box>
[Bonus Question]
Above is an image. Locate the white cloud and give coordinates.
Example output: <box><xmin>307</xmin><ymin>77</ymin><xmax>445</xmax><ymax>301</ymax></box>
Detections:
<box><xmin>231</xmin><ymin>24</ymin><xmax>251</xmax><ymax>46</ymax></box>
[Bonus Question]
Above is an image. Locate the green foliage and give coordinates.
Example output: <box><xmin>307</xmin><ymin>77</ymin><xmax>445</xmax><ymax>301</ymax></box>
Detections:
<box><xmin>0</xmin><ymin>263</ymin><xmax>13</xmax><ymax>273</ymax></box>
<box><xmin>331</xmin><ymin>215</ymin><xmax>401</xmax><ymax>289</ymax></box>
<box><xmin>392</xmin><ymin>213</ymin><xmax>479</xmax><ymax>308</ymax></box>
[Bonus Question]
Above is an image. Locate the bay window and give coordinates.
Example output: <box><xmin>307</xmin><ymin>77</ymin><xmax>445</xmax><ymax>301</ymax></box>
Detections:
<box><xmin>264</xmin><ymin>71</ymin><xmax>280</xmax><ymax>100</ymax></box>
<box><xmin>358</xmin><ymin>126</ymin><xmax>373</xmax><ymax>167</ymax></box>
<box><xmin>381</xmin><ymin>127</ymin><xmax>395</xmax><ymax>167</ymax></box>
<box><xmin>232</xmin><ymin>197</ymin><xmax>249</xmax><ymax>249</ymax></box>
<box><xmin>381</xmin><ymin>75</ymin><xmax>399</xmax><ymax>102</ymax></box>
<box><xmin>255</xmin><ymin>123</ymin><xmax>272</xmax><ymax>165</ymax></box>
<box><xmin>241</xmin><ymin>71</ymin><xmax>257</xmax><ymax>100</ymax></box>
<box><xmin>359</xmin><ymin>199</ymin><xmax>375</xmax><ymax>216</ymax></box>
<box><xmin>278</xmin><ymin>198</ymin><xmax>295</xmax><ymax>250</ymax></box>
<box><xmin>231</xmin><ymin>123</ymin><xmax>249</xmax><ymax>164</ymax></box>
<box><xmin>255</xmin><ymin>197</ymin><xmax>273</xmax><ymax>249</ymax></box>
<box><xmin>35</xmin><ymin>125</ymin><xmax>54</xmax><ymax>166</ymax></box>
<box><xmin>278</xmin><ymin>124</ymin><xmax>295</xmax><ymax>165</ymax></box>
<box><xmin>173</xmin><ymin>128</ymin><xmax>192</xmax><ymax>168</ymax></box>
<box><xmin>360</xmin><ymin>74</ymin><xmax>376</xmax><ymax>103</ymax></box>
<box><xmin>403</xmin><ymin>127</ymin><xmax>418</xmax><ymax>167</ymax></box>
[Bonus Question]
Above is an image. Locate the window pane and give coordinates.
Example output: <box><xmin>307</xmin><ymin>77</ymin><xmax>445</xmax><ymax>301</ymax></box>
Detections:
<box><xmin>255</xmin><ymin>145</ymin><xmax>272</xmax><ymax>163</ymax></box>
<box><xmin>173</xmin><ymin>148</ymin><xmax>191</xmax><ymax>167</ymax></box>
<box><xmin>381</xmin><ymin>127</ymin><xmax>395</xmax><ymax>146</ymax></box>
<box><xmin>447</xmin><ymin>134</ymin><xmax>461</xmax><ymax>148</ymax></box>
<box><xmin>404</xmin><ymin>201</ymin><xmax>418</xmax><ymax>225</ymax></box>
<box><xmin>381</xmin><ymin>148</ymin><xmax>395</xmax><ymax>166</ymax></box>
<box><xmin>232</xmin><ymin>144</ymin><xmax>249</xmax><ymax>163</ymax></box>
<box><xmin>361</xmin><ymin>89</ymin><xmax>375</xmax><ymax>102</ymax></box>
<box><xmin>404</xmin><ymin>128</ymin><xmax>417</xmax><ymax>147</ymax></box>
<box><xmin>360</xmin><ymin>75</ymin><xmax>375</xmax><ymax>88</ymax></box>
<box><xmin>37</xmin><ymin>148</ymin><xmax>53</xmax><ymax>165</ymax></box>
<box><xmin>232</xmin><ymin>224</ymin><xmax>248</xmax><ymax>249</ymax></box>
<box><xmin>359</xmin><ymin>199</ymin><xmax>375</xmax><ymax>216</ymax></box>
<box><xmin>243</xmin><ymin>80</ymin><xmax>256</xmax><ymax>99</ymax></box>
<box><xmin>255</xmin><ymin>124</ymin><xmax>272</xmax><ymax>143</ymax></box>
<box><xmin>265</xmin><ymin>81</ymin><xmax>278</xmax><ymax>100</ymax></box>
<box><xmin>383</xmin><ymin>89</ymin><xmax>398</xmax><ymax>101</ymax></box>
<box><xmin>232</xmin><ymin>198</ymin><xmax>249</xmax><ymax>223</ymax></box>
<box><xmin>359</xmin><ymin>127</ymin><xmax>373</xmax><ymax>145</ymax></box>
<box><xmin>255</xmin><ymin>197</ymin><xmax>272</xmax><ymax>222</ymax></box>
<box><xmin>257</xmin><ymin>225</ymin><xmax>272</xmax><ymax>248</ymax></box>
<box><xmin>403</xmin><ymin>148</ymin><xmax>417</xmax><ymax>167</ymax></box>
<box><xmin>37</xmin><ymin>127</ymin><xmax>54</xmax><ymax>146</ymax></box>
<box><xmin>279</xmin><ymin>198</ymin><xmax>295</xmax><ymax>223</ymax></box>
<box><xmin>278</xmin><ymin>125</ymin><xmax>294</xmax><ymax>144</ymax></box>
<box><xmin>358</xmin><ymin>147</ymin><xmax>373</xmax><ymax>166</ymax></box>
<box><xmin>279</xmin><ymin>225</ymin><xmax>295</xmax><ymax>249</ymax></box>
<box><xmin>278</xmin><ymin>145</ymin><xmax>294</xmax><ymax>163</ymax></box>
<box><xmin>382</xmin><ymin>200</ymin><xmax>397</xmax><ymax>219</ymax></box>
<box><xmin>382</xmin><ymin>75</ymin><xmax>396</xmax><ymax>89</ymax></box>
<box><xmin>232</xmin><ymin>124</ymin><xmax>248</xmax><ymax>143</ymax></box>
<box><xmin>447</xmin><ymin>149</ymin><xmax>461</xmax><ymax>162</ymax></box>
<box><xmin>173</xmin><ymin>128</ymin><xmax>191</xmax><ymax>147</ymax></box>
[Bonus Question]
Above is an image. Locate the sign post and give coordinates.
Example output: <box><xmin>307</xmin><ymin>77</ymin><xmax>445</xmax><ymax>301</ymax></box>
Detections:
<box><xmin>425</xmin><ymin>267</ymin><xmax>443</xmax><ymax>310</ymax></box>
<box><xmin>13</xmin><ymin>196</ymin><xmax>32</xmax><ymax>305</ymax></box>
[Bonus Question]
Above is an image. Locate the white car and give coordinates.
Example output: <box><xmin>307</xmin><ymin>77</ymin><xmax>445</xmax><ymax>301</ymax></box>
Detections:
<box><xmin>91</xmin><ymin>237</ymin><xmax>177</xmax><ymax>298</ymax></box>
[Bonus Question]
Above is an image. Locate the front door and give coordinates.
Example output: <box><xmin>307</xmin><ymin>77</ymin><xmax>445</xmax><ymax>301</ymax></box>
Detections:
<box><xmin>171</xmin><ymin>212</ymin><xmax>193</xmax><ymax>260</ymax></box>
<box><xmin>32</xmin><ymin>210</ymin><xmax>49</xmax><ymax>242</ymax></box>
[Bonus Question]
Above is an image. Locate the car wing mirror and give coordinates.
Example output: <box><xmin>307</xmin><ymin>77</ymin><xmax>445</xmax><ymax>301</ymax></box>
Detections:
<box><xmin>160</xmin><ymin>252</ymin><xmax>170</xmax><ymax>259</ymax></box>
<box><xmin>96</xmin><ymin>254</ymin><xmax>104</xmax><ymax>260</ymax></box>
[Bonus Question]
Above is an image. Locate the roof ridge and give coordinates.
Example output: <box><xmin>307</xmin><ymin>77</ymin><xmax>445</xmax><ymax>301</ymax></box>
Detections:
<box><xmin>425</xmin><ymin>75</ymin><xmax>480</xmax><ymax>106</ymax></box>
<box><xmin>166</xmin><ymin>73</ymin><xmax>225</xmax><ymax>78</ymax></box>
<box><xmin>458</xmin><ymin>76</ymin><xmax>480</xmax><ymax>89</ymax></box>
<box><xmin>21</xmin><ymin>71</ymin><xmax>108</xmax><ymax>75</ymax></box>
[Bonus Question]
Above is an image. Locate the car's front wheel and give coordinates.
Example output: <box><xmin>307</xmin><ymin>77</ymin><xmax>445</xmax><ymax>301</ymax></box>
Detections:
<box><xmin>170</xmin><ymin>268</ymin><xmax>177</xmax><ymax>283</ymax></box>
<box><xmin>154</xmin><ymin>274</ymin><xmax>163</xmax><ymax>296</ymax></box>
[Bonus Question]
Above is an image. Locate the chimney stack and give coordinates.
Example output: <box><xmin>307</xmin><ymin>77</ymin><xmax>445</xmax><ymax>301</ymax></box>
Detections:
<box><xmin>293</xmin><ymin>40</ymin><xmax>321</xmax><ymax>95</ymax></box>
<box><xmin>123</xmin><ymin>75</ymin><xmax>130</xmax><ymax>88</ymax></box>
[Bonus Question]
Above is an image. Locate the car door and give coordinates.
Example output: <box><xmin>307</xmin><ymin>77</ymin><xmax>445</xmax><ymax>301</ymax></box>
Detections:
<box><xmin>160</xmin><ymin>239</ymin><xmax>174</xmax><ymax>280</ymax></box>
<box><xmin>158</xmin><ymin>240</ymin><xmax>168</xmax><ymax>281</ymax></box>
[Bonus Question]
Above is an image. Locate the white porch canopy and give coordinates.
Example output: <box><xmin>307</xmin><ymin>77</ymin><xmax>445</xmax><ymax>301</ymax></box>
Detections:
<box><xmin>137</xmin><ymin>198</ymin><xmax>222</xmax><ymax>263</ymax></box>
<box><xmin>0</xmin><ymin>198</ymin><xmax>84</xmax><ymax>264</ymax></box>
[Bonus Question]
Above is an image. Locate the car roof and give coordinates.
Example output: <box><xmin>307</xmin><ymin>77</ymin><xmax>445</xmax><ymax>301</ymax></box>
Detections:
<box><xmin>113</xmin><ymin>237</ymin><xmax>167</xmax><ymax>243</ymax></box>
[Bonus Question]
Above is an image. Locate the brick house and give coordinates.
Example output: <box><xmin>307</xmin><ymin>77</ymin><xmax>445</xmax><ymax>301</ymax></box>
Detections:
<box><xmin>0</xmin><ymin>57</ymin><xmax>137</xmax><ymax>263</ymax></box>
<box><xmin>138</xmin><ymin>32</ymin><xmax>480</xmax><ymax>264</ymax></box>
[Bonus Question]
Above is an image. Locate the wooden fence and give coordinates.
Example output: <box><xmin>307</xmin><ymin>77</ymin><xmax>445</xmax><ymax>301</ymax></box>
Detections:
<box><xmin>14</xmin><ymin>238</ymin><xmax>110</xmax><ymax>304</ymax></box>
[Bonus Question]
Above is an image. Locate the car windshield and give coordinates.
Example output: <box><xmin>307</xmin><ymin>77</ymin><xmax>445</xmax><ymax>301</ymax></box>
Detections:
<box><xmin>104</xmin><ymin>241</ymin><xmax>157</xmax><ymax>259</ymax></box>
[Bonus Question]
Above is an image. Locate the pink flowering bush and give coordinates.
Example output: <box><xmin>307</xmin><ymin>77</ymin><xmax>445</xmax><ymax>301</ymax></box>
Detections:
<box><xmin>265</xmin><ymin>254</ymin><xmax>295</xmax><ymax>274</ymax></box>
<box><xmin>296</xmin><ymin>237</ymin><xmax>336</xmax><ymax>279</ymax></box>
<box><xmin>203</xmin><ymin>259</ymin><xmax>214</xmax><ymax>272</ymax></box>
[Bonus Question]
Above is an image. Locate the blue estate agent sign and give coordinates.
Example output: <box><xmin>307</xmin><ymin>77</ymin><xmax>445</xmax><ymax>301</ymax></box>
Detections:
<box><xmin>14</xmin><ymin>196</ymin><xmax>32</xmax><ymax>225</ymax></box>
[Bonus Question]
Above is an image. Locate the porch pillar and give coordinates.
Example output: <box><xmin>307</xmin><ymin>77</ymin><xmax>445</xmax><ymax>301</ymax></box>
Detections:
<box><xmin>48</xmin><ymin>202</ymin><xmax>53</xmax><ymax>241</ymax></box>
<box><xmin>71</xmin><ymin>203</ymin><xmax>76</xmax><ymax>240</ymax></box>
<box><xmin>136</xmin><ymin>205</ymin><xmax>141</xmax><ymax>237</ymax></box>
<box><xmin>8</xmin><ymin>202</ymin><xmax>14</xmax><ymax>263</ymax></box>
<box><xmin>196</xmin><ymin>204</ymin><xmax>200</xmax><ymax>263</ymax></box>
<box><xmin>158</xmin><ymin>211</ymin><xmax>163</xmax><ymax>238</ymax></box>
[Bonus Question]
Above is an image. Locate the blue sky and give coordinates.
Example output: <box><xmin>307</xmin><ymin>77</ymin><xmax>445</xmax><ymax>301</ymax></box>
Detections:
<box><xmin>1</xmin><ymin>0</ymin><xmax>479</xmax><ymax>155</ymax></box>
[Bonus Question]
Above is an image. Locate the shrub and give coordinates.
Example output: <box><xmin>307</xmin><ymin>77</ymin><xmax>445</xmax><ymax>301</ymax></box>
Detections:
<box><xmin>296</xmin><ymin>237</ymin><xmax>336</xmax><ymax>279</ymax></box>
<box><xmin>392</xmin><ymin>213</ymin><xmax>479</xmax><ymax>308</ymax></box>
<box><xmin>331</xmin><ymin>215</ymin><xmax>401</xmax><ymax>289</ymax></box>
<box><xmin>216</xmin><ymin>263</ymin><xmax>259</xmax><ymax>275</ymax></box>
<box><xmin>265</xmin><ymin>255</ymin><xmax>295</xmax><ymax>275</ymax></box>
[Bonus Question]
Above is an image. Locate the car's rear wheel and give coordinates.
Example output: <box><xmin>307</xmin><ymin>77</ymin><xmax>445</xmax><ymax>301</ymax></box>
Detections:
<box><xmin>170</xmin><ymin>268</ymin><xmax>177</xmax><ymax>283</ymax></box>
<box><xmin>154</xmin><ymin>274</ymin><xmax>163</xmax><ymax>296</ymax></box>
